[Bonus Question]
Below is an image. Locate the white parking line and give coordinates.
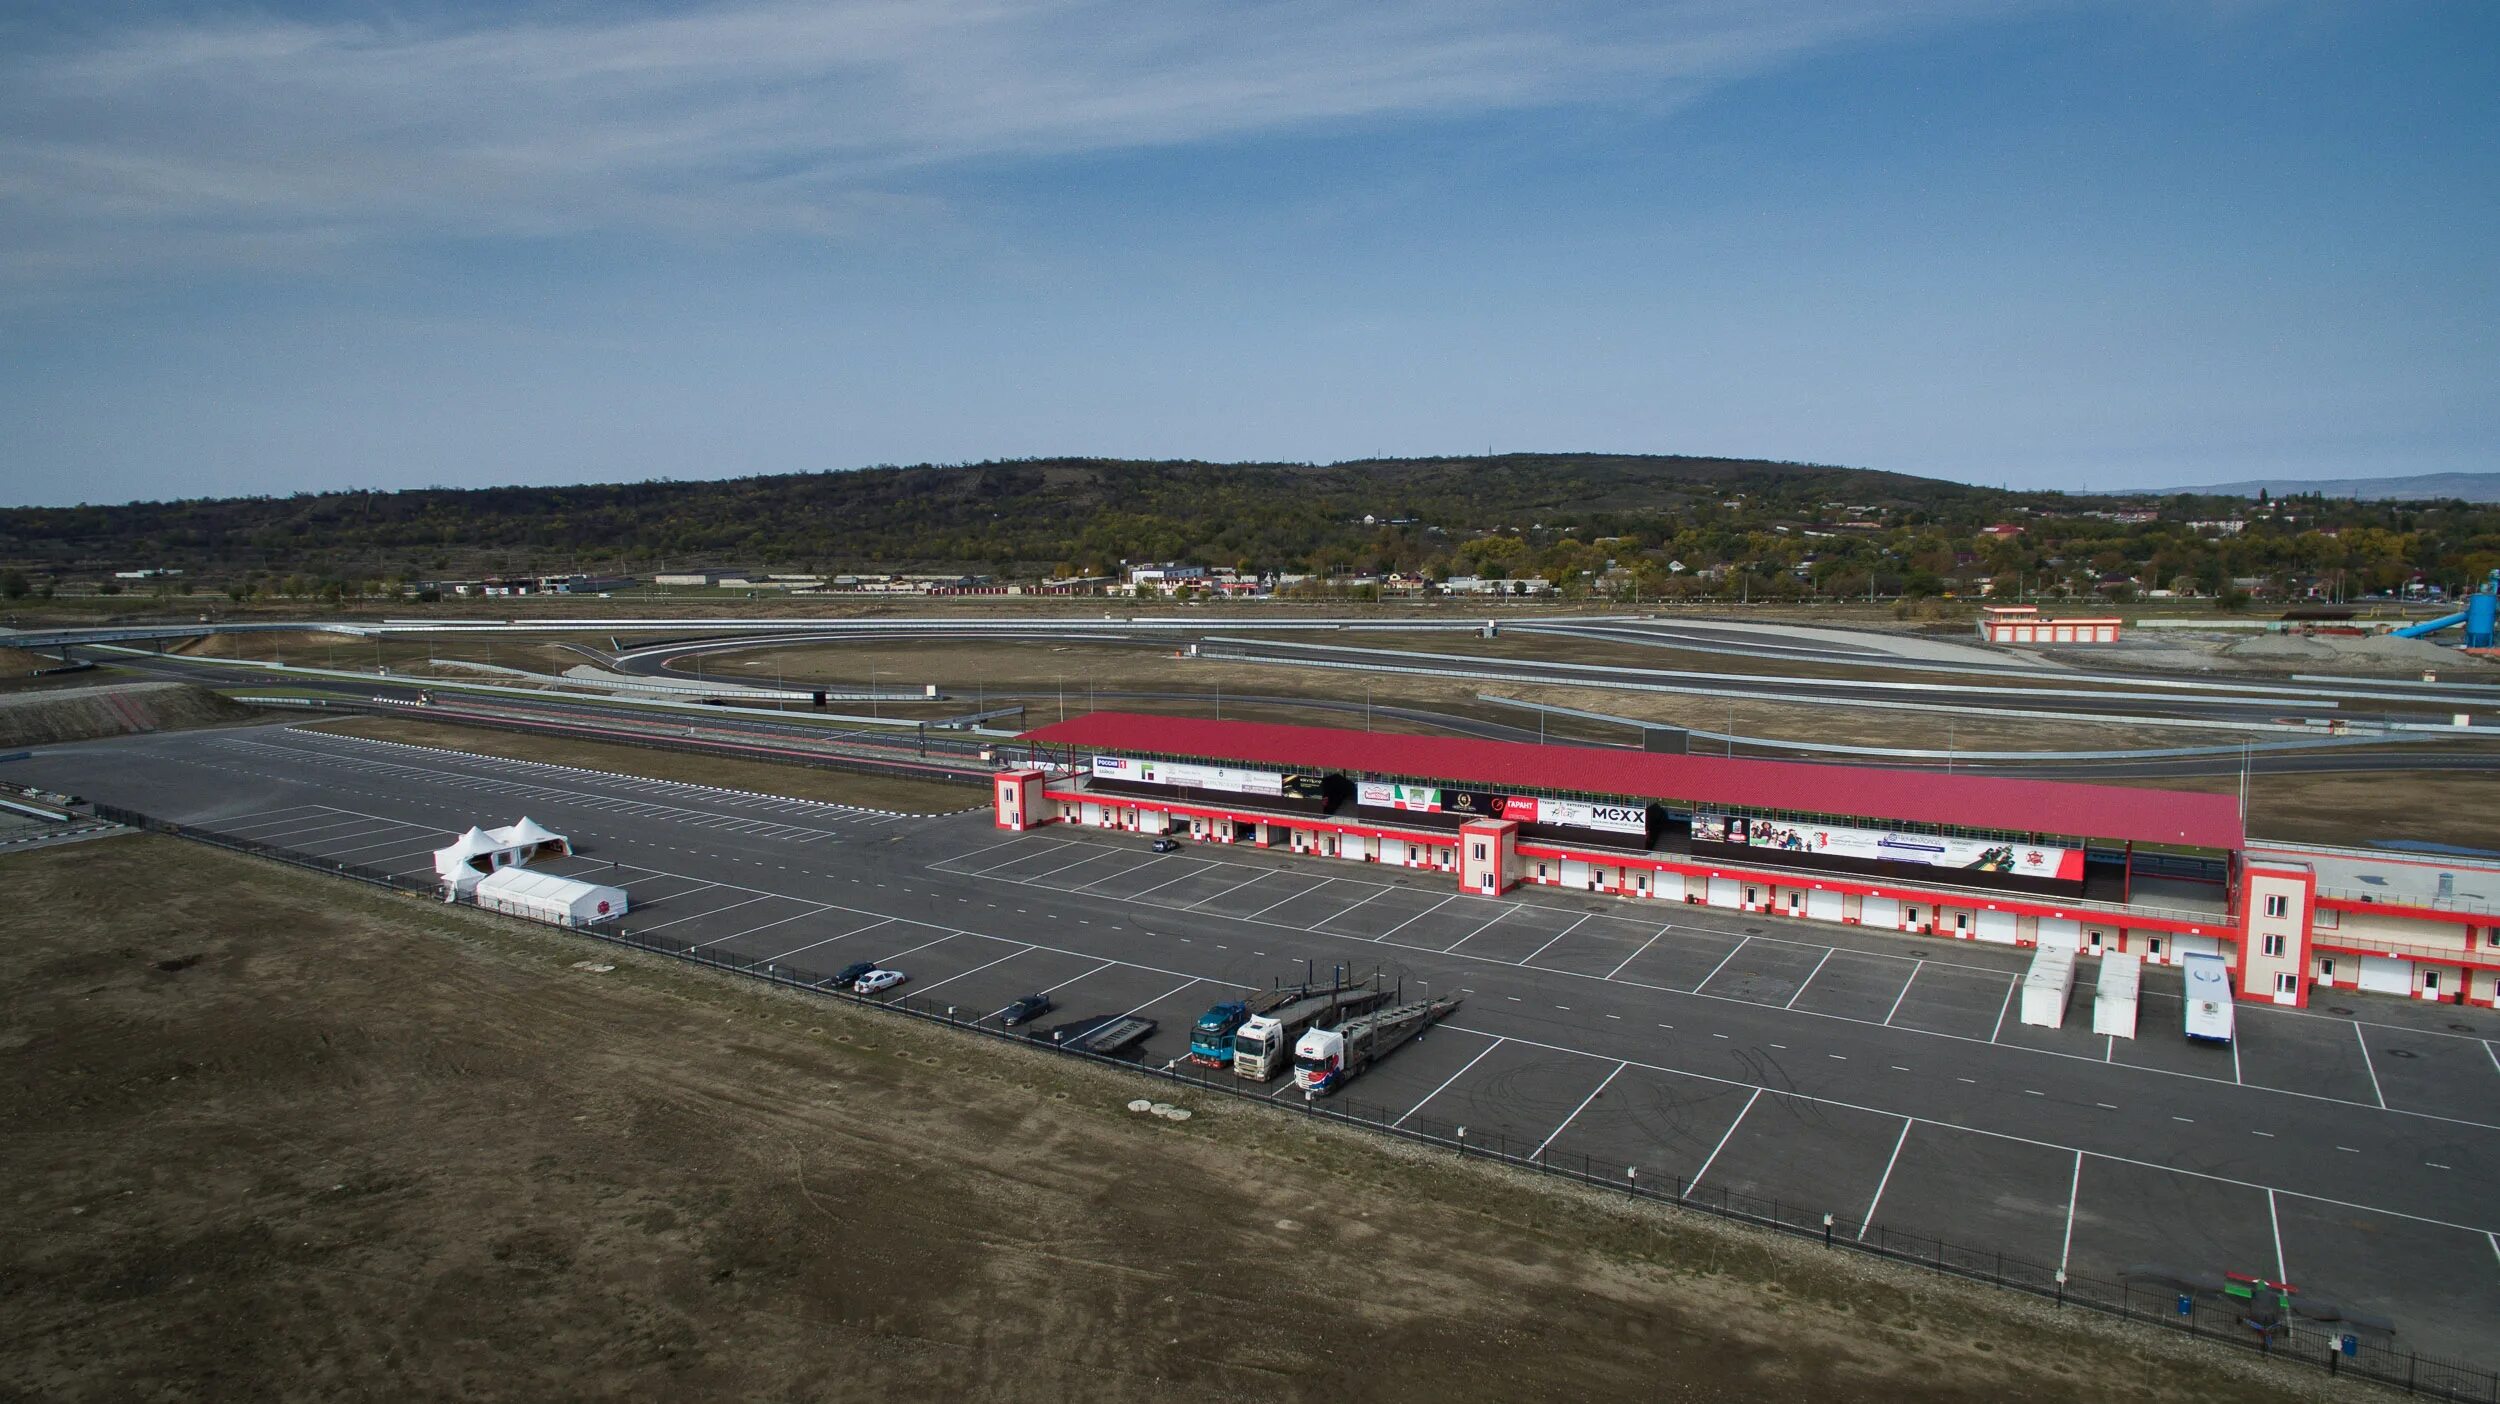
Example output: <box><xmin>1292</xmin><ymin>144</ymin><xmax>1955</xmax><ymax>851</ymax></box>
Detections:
<box><xmin>1531</xmin><ymin>1060</ymin><xmax>1626</xmax><ymax>1161</ymax></box>
<box><xmin>915</xmin><ymin>946</ymin><xmax>1038</xmax><ymax>995</ymax></box>
<box><xmin>1129</xmin><ymin>860</ymin><xmax>1223</xmax><ymax>901</ymax></box>
<box><xmin>759</xmin><ymin>917</ymin><xmax>895</xmax><ymax>964</ymax></box>
<box><xmin>1686</xmin><ymin>1087</ymin><xmax>1761</xmax><ymax>1195</ymax></box>
<box><xmin>1882</xmin><ymin>961</ymin><xmax>1923</xmax><ymax>1025</ymax></box>
<box><xmin>1857</xmin><ymin>1119</ymin><xmax>1915</xmax><ymax>1240</ymax></box>
<box><xmin>705</xmin><ymin>904</ymin><xmax>836</xmax><ymax>952</ymax></box>
<box><xmin>1309</xmin><ymin>885</ymin><xmax>1395</xmax><ymax>931</ymax></box>
<box><xmin>972</xmin><ymin>840</ymin><xmax>1079</xmax><ymax>875</ymax></box>
<box><xmin>1246</xmin><ymin>878</ymin><xmax>1335</xmax><ymax>919</ymax></box>
<box><xmin>2059</xmin><ymin>1150</ymin><xmax>2083</xmax><ymax>1273</ymax></box>
<box><xmin>623</xmin><ymin>880</ymin><xmax>725</xmax><ymax>911</ymax></box>
<box><xmin>1692</xmin><ymin>935</ymin><xmax>1750</xmax><ymax>992</ymax></box>
<box><xmin>1989</xmin><ymin>977</ymin><xmax>2018</xmax><ymax>1043</ymax></box>
<box><xmin>1120</xmin><ymin>977</ymin><xmax>1202</xmax><ymax>1019</ymax></box>
<box><xmin>1371</xmin><ymin>894</ymin><xmax>1457</xmax><ymax>943</ymax></box>
<box><xmin>1785</xmin><ymin>947</ymin><xmax>1836</xmax><ymax>1010</ymax></box>
<box><xmin>1444</xmin><ymin>907</ymin><xmax>1517</xmax><ymax>952</ymax></box>
<box><xmin>2267</xmin><ymin>1188</ymin><xmax>2287</xmax><ymax>1285</ymax></box>
<box><xmin>1076</xmin><ymin>853</ymin><xmax>1171</xmax><ymax>890</ymax></box>
<box><xmin>1605</xmin><ymin>926</ymin><xmax>1670</xmax><ymax>980</ymax></box>
<box><xmin>1039</xmin><ymin>960</ymin><xmax>1119</xmax><ymax>996</ymax></box>
<box><xmin>644</xmin><ymin>893</ymin><xmax>775</xmax><ymax>937</ymax></box>
<box><xmin>1025</xmin><ymin>849</ymin><xmax>1127</xmax><ymax>883</ymax></box>
<box><xmin>1391</xmin><ymin>1035</ymin><xmax>1505</xmax><ymax>1128</ymax></box>
<box><xmin>871</xmin><ymin>932</ymin><xmax>961</xmax><ymax>966</ymax></box>
<box><xmin>2355</xmin><ymin>1023</ymin><xmax>2387</xmax><ymax>1109</ymax></box>
<box><xmin>1520</xmin><ymin>914</ymin><xmax>1594</xmax><ymax>967</ymax></box>
<box><xmin>1186</xmin><ymin>872</ymin><xmax>1285</xmax><ymax>911</ymax></box>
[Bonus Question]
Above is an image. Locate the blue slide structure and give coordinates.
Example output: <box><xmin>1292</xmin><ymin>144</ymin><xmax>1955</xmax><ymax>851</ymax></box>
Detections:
<box><xmin>2391</xmin><ymin>569</ymin><xmax>2500</xmax><ymax>648</ymax></box>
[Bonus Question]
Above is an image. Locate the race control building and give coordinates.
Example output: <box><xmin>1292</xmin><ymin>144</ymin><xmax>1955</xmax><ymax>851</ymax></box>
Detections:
<box><xmin>993</xmin><ymin>712</ymin><xmax>2500</xmax><ymax>1012</ymax></box>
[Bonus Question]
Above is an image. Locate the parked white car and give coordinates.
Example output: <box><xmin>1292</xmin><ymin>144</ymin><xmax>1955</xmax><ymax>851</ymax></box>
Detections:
<box><xmin>853</xmin><ymin>968</ymin><xmax>906</xmax><ymax>995</ymax></box>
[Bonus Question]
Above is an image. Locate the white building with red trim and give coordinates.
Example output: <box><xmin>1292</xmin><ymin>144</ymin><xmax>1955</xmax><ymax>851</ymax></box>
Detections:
<box><xmin>1979</xmin><ymin>605</ymin><xmax>2121</xmax><ymax>645</ymax></box>
<box><xmin>991</xmin><ymin>713</ymin><xmax>2500</xmax><ymax>1012</ymax></box>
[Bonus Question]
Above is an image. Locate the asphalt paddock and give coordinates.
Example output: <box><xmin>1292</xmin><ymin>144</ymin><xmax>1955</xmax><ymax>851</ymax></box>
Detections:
<box><xmin>13</xmin><ymin>723</ymin><xmax>2500</xmax><ymax>1366</ymax></box>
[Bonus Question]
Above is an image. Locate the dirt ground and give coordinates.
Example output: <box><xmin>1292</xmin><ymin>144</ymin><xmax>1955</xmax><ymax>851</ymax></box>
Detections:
<box><xmin>0</xmin><ymin>682</ymin><xmax>261</xmax><ymax>748</ymax></box>
<box><xmin>0</xmin><ymin>836</ymin><xmax>2343</xmax><ymax>1404</ymax></box>
<box><xmin>302</xmin><ymin>715</ymin><xmax>985</xmax><ymax>814</ymax></box>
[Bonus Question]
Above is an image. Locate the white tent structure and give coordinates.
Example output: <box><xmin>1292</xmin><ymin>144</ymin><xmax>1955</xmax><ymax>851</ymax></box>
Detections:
<box><xmin>432</xmin><ymin>816</ymin><xmax>573</xmax><ymax>896</ymax></box>
<box><xmin>472</xmin><ymin>868</ymin><xmax>627</xmax><ymax>927</ymax></box>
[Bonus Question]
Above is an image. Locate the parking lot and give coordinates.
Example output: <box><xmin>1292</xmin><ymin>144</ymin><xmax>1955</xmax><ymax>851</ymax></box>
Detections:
<box><xmin>17</xmin><ymin>725</ymin><xmax>2500</xmax><ymax>1365</ymax></box>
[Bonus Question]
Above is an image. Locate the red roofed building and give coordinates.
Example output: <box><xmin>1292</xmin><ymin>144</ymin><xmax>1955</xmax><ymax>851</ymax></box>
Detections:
<box><xmin>982</xmin><ymin>712</ymin><xmax>2338</xmax><ymax>999</ymax></box>
<box><xmin>988</xmin><ymin>712</ymin><xmax>2500</xmax><ymax>1014</ymax></box>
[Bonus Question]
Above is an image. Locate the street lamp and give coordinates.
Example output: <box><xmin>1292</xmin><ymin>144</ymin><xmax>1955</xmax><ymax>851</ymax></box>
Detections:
<box><xmin>870</xmin><ymin>668</ymin><xmax>887</xmax><ymax>718</ymax></box>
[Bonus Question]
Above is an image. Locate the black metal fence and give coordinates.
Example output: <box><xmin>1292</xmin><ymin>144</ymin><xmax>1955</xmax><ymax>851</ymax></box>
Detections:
<box><xmin>90</xmin><ymin>801</ymin><xmax>2500</xmax><ymax>1401</ymax></box>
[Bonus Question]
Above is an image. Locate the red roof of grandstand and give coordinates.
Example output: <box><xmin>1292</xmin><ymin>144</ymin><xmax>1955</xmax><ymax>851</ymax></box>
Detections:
<box><xmin>1018</xmin><ymin>712</ymin><xmax>2244</xmax><ymax>851</ymax></box>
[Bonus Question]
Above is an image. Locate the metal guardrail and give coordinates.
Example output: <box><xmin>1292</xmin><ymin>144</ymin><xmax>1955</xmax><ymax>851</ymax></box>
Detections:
<box><xmin>85</xmin><ymin>800</ymin><xmax>2498</xmax><ymax>1401</ymax></box>
<box><xmin>2311</xmin><ymin>934</ymin><xmax>2498</xmax><ymax>968</ymax></box>
<box><xmin>2318</xmin><ymin>885</ymin><xmax>2496</xmax><ymax>917</ymax></box>
<box><xmin>1477</xmin><ymin>693</ymin><xmax>2434</xmax><ymax>763</ymax></box>
<box><xmin>1193</xmin><ymin>646</ymin><xmax>2341</xmax><ymax>736</ymax></box>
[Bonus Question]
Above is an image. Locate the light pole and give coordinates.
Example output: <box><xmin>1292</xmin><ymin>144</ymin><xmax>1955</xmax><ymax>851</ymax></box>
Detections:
<box><xmin>870</xmin><ymin>668</ymin><xmax>887</xmax><ymax>718</ymax></box>
<box><xmin>1054</xmin><ymin>673</ymin><xmax>1067</xmax><ymax>723</ymax></box>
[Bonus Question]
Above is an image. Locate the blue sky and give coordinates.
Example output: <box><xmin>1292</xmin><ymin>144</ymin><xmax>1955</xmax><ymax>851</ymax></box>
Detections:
<box><xmin>1</xmin><ymin>1</ymin><xmax>2492</xmax><ymax>506</ymax></box>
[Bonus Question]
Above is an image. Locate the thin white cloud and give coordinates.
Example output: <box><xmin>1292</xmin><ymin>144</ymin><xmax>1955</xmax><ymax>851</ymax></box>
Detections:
<box><xmin>0</xmin><ymin>0</ymin><xmax>1999</xmax><ymax>287</ymax></box>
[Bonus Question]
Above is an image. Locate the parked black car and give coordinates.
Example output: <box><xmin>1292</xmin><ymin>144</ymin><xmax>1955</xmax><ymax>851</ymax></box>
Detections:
<box><xmin>997</xmin><ymin>994</ymin><xmax>1053</xmax><ymax>1027</ymax></box>
<box><xmin>1151</xmin><ymin>837</ymin><xmax>1181</xmax><ymax>853</ymax></box>
<box><xmin>829</xmin><ymin>961</ymin><xmax>878</xmax><ymax>990</ymax></box>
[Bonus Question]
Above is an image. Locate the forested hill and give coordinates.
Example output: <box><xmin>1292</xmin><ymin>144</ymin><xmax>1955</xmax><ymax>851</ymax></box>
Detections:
<box><xmin>0</xmin><ymin>454</ymin><xmax>1999</xmax><ymax>577</ymax></box>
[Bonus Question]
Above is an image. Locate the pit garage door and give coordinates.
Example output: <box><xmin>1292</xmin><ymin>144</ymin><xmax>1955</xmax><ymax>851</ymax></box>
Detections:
<box><xmin>1652</xmin><ymin>872</ymin><xmax>1685</xmax><ymax>902</ymax></box>
<box><xmin>1860</xmin><ymin>895</ymin><xmax>1899</xmax><ymax>928</ymax></box>
<box><xmin>1975</xmin><ymin>910</ymin><xmax>2018</xmax><ymax>944</ymax></box>
<box><xmin>2359</xmin><ymin>956</ymin><xmax>2412</xmax><ymax>996</ymax></box>
<box><xmin>1562</xmin><ymin>859</ymin><xmax>1591</xmax><ymax>888</ymax></box>
<box><xmin>2037</xmin><ymin>917</ymin><xmax>2082</xmax><ymax>951</ymax></box>
<box><xmin>1804</xmin><ymin>890</ymin><xmax>1843</xmax><ymax>923</ymax></box>
<box><xmin>1706</xmin><ymin>877</ymin><xmax>1742</xmax><ymax>909</ymax></box>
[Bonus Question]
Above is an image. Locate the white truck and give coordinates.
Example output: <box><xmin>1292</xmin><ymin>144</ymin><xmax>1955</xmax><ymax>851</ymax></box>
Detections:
<box><xmin>2181</xmin><ymin>952</ymin><xmax>2236</xmax><ymax>1045</ymax></box>
<box><xmin>1293</xmin><ymin>995</ymin><xmax>1463</xmax><ymax>1095</ymax></box>
<box><xmin>1231</xmin><ymin>981</ymin><xmax>1390</xmax><ymax>1082</ymax></box>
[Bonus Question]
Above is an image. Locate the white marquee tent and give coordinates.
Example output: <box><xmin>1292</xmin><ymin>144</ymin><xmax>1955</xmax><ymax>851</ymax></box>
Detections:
<box><xmin>471</xmin><ymin>867</ymin><xmax>627</xmax><ymax>927</ymax></box>
<box><xmin>432</xmin><ymin>816</ymin><xmax>572</xmax><ymax>895</ymax></box>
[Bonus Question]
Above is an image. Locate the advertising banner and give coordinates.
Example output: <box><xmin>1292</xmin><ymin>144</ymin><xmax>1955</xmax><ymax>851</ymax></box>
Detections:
<box><xmin>1532</xmin><ymin>797</ymin><xmax>1649</xmax><ymax>837</ymax></box>
<box><xmin>1438</xmin><ymin>788</ymin><xmax>1510</xmax><ymax>820</ymax></box>
<box><xmin>1091</xmin><ymin>755</ymin><xmax>1285</xmax><ymax>796</ymax></box>
<box><xmin>1357</xmin><ymin>781</ymin><xmax>1442</xmax><ymax>812</ymax></box>
<box><xmin>1691</xmin><ymin>814</ymin><xmax>2082</xmax><ymax>881</ymax></box>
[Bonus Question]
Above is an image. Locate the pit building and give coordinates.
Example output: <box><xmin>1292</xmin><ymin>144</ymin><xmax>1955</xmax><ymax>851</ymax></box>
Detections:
<box><xmin>992</xmin><ymin>713</ymin><xmax>2500</xmax><ymax>1012</ymax></box>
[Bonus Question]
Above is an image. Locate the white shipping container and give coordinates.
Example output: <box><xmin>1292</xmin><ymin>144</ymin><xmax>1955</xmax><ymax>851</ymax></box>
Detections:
<box><xmin>2093</xmin><ymin>952</ymin><xmax>2142</xmax><ymax>1039</ymax></box>
<box><xmin>2019</xmin><ymin>945</ymin><xmax>2077</xmax><ymax>1028</ymax></box>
